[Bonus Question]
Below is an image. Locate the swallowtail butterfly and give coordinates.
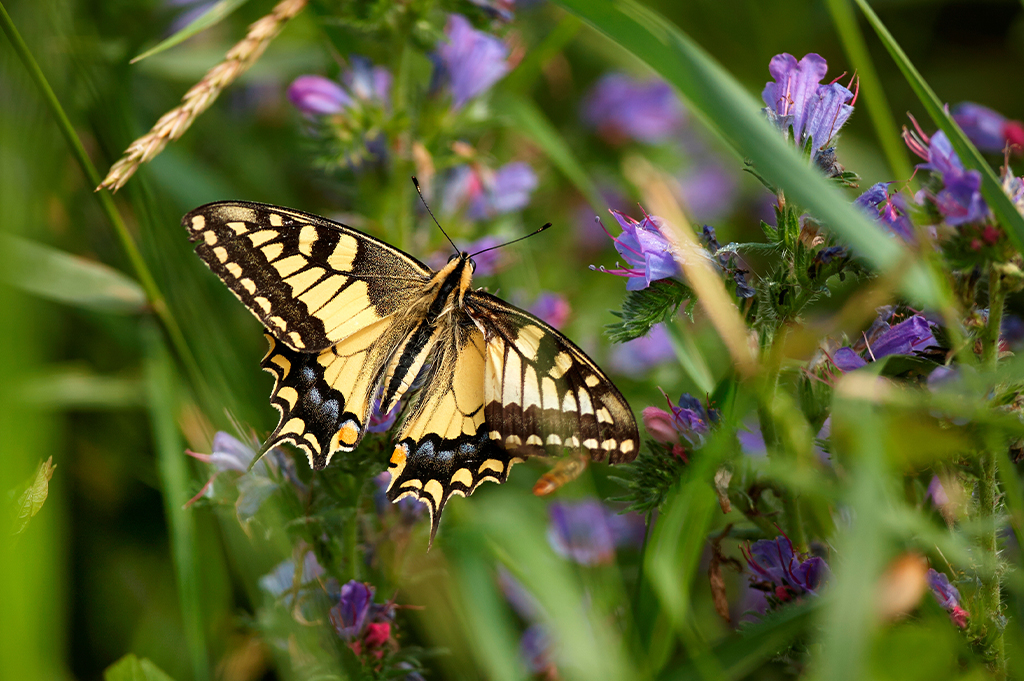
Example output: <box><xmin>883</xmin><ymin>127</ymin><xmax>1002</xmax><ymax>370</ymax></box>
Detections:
<box><xmin>184</xmin><ymin>201</ymin><xmax>639</xmax><ymax>539</ymax></box>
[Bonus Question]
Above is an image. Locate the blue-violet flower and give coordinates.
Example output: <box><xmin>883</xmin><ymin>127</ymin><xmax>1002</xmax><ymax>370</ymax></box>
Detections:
<box><xmin>743</xmin><ymin>535</ymin><xmax>829</xmax><ymax>607</ymax></box>
<box><xmin>592</xmin><ymin>209</ymin><xmax>681</xmax><ymax>291</ymax></box>
<box><xmin>435</xmin><ymin>14</ymin><xmax>510</xmax><ymax>109</ymax></box>
<box><xmin>952</xmin><ymin>102</ymin><xmax>1024</xmax><ymax>155</ymax></box>
<box><xmin>927</xmin><ymin>568</ymin><xmax>969</xmax><ymax>628</ymax></box>
<box><xmin>582</xmin><ymin>73</ymin><xmax>686</xmax><ymax>144</ymax></box>
<box><xmin>854</xmin><ymin>182</ymin><xmax>915</xmax><ymax>241</ymax></box>
<box><xmin>762</xmin><ymin>53</ymin><xmax>855</xmax><ymax>171</ymax></box>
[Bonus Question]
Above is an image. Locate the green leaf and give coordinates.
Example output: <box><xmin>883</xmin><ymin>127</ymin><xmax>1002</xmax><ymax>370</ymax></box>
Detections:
<box><xmin>854</xmin><ymin>0</ymin><xmax>1024</xmax><ymax>253</ymax></box>
<box><xmin>20</xmin><ymin>365</ymin><xmax>144</xmax><ymax>410</ymax></box>
<box><xmin>130</xmin><ymin>0</ymin><xmax>251</xmax><ymax>64</ymax></box>
<box><xmin>1</xmin><ymin>235</ymin><xmax>146</xmax><ymax>313</ymax></box>
<box><xmin>552</xmin><ymin>0</ymin><xmax>945</xmax><ymax>307</ymax></box>
<box><xmin>607</xmin><ymin>279</ymin><xmax>693</xmax><ymax>343</ymax></box>
<box><xmin>663</xmin><ymin>600</ymin><xmax>818</xmax><ymax>680</ymax></box>
<box><xmin>12</xmin><ymin>457</ymin><xmax>56</xmax><ymax>536</ymax></box>
<box><xmin>104</xmin><ymin>654</ymin><xmax>177</xmax><ymax>681</ymax></box>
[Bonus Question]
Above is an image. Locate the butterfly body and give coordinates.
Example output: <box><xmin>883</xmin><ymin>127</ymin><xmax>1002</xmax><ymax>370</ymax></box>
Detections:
<box><xmin>184</xmin><ymin>201</ymin><xmax>638</xmax><ymax>538</ymax></box>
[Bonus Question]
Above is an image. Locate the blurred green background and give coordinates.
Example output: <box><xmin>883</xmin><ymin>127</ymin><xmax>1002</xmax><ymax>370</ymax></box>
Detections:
<box><xmin>2</xmin><ymin>0</ymin><xmax>1024</xmax><ymax>679</ymax></box>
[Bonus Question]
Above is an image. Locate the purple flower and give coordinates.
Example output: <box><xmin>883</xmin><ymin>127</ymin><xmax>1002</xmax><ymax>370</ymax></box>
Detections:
<box><xmin>528</xmin><ymin>292</ymin><xmax>571</xmax><ymax>329</ymax></box>
<box><xmin>927</xmin><ymin>475</ymin><xmax>949</xmax><ymax>507</ymax></box>
<box><xmin>927</xmin><ymin>568</ymin><xmax>969</xmax><ymax>628</ymax></box>
<box><xmin>609</xmin><ymin>323</ymin><xmax>675</xmax><ymax>374</ymax></box>
<box><xmin>288</xmin><ymin>57</ymin><xmax>391</xmax><ymax>116</ymax></box>
<box><xmin>592</xmin><ymin>209</ymin><xmax>681</xmax><ymax>291</ymax></box>
<box><xmin>762</xmin><ymin>53</ymin><xmax>854</xmax><ymax>168</ymax></box>
<box><xmin>582</xmin><ymin>73</ymin><xmax>686</xmax><ymax>144</ymax></box>
<box><xmin>855</xmin><ymin>183</ymin><xmax>915</xmax><ymax>241</ymax></box>
<box><xmin>831</xmin><ymin>312</ymin><xmax>938</xmax><ymax>371</ymax></box>
<box><xmin>547</xmin><ymin>499</ymin><xmax>644</xmax><ymax>566</ymax></box>
<box><xmin>367</xmin><ymin>398</ymin><xmax>400</xmax><ymax>433</ymax></box>
<box><xmin>952</xmin><ymin>102</ymin><xmax>1024</xmax><ymax>155</ymax></box>
<box><xmin>330</xmin><ymin>580</ymin><xmax>374</xmax><ymax>640</ymax></box>
<box><xmin>436</xmin><ymin>14</ymin><xmax>509</xmax><ymax>109</ymax></box>
<box><xmin>442</xmin><ymin>162</ymin><xmax>538</xmax><ymax>221</ymax></box>
<box><xmin>904</xmin><ymin>123</ymin><xmax>987</xmax><ymax>226</ymax></box>
<box><xmin>185</xmin><ymin>431</ymin><xmax>289</xmax><ymax>506</ymax></box>
<box><xmin>642</xmin><ymin>391</ymin><xmax>717</xmax><ymax>454</ymax></box>
<box><xmin>288</xmin><ymin>75</ymin><xmax>350</xmax><ymax>115</ymax></box>
<box><xmin>743</xmin><ymin>535</ymin><xmax>829</xmax><ymax>607</ymax></box>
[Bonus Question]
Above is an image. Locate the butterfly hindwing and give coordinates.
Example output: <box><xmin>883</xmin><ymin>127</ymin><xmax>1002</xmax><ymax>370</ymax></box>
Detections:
<box><xmin>385</xmin><ymin>323</ymin><xmax>520</xmax><ymax>539</ymax></box>
<box><xmin>466</xmin><ymin>291</ymin><xmax>640</xmax><ymax>465</ymax></box>
<box><xmin>261</xmin><ymin>313</ymin><xmax>413</xmax><ymax>468</ymax></box>
<box><xmin>184</xmin><ymin>201</ymin><xmax>429</xmax><ymax>353</ymax></box>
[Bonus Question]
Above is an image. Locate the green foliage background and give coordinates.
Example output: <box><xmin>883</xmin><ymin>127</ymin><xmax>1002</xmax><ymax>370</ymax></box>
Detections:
<box><xmin>3</xmin><ymin>0</ymin><xmax>1024</xmax><ymax>679</ymax></box>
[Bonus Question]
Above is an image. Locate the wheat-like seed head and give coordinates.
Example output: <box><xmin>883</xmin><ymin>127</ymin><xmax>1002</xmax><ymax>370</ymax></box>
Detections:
<box><xmin>97</xmin><ymin>0</ymin><xmax>307</xmax><ymax>193</ymax></box>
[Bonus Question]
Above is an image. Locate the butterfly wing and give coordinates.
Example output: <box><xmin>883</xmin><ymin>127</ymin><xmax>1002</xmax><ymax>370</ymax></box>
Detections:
<box><xmin>185</xmin><ymin>201</ymin><xmax>432</xmax><ymax>464</ymax></box>
<box><xmin>384</xmin><ymin>320</ymin><xmax>510</xmax><ymax>540</ymax></box>
<box><xmin>385</xmin><ymin>295</ymin><xmax>639</xmax><ymax>541</ymax></box>
<box><xmin>184</xmin><ymin>201</ymin><xmax>430</xmax><ymax>353</ymax></box>
<box><xmin>467</xmin><ymin>291</ymin><xmax>639</xmax><ymax>464</ymax></box>
<box><xmin>260</xmin><ymin>314</ymin><xmax>415</xmax><ymax>468</ymax></box>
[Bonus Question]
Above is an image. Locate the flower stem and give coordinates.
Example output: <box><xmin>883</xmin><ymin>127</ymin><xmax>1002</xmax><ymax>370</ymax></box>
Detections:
<box><xmin>978</xmin><ymin>262</ymin><xmax>1006</xmax><ymax>674</ymax></box>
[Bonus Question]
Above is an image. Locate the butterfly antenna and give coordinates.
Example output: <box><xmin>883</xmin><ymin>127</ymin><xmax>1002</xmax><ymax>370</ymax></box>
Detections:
<box><xmin>470</xmin><ymin>223</ymin><xmax>552</xmax><ymax>257</ymax></box>
<box><xmin>412</xmin><ymin>177</ymin><xmax>459</xmax><ymax>254</ymax></box>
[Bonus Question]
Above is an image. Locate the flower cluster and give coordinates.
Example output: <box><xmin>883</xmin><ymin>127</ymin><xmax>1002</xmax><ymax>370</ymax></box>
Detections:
<box><xmin>854</xmin><ymin>183</ymin><xmax>915</xmax><ymax>242</ymax></box>
<box><xmin>442</xmin><ymin>161</ymin><xmax>538</xmax><ymax>220</ymax></box>
<box><xmin>952</xmin><ymin>102</ymin><xmax>1024</xmax><ymax>155</ymax></box>
<box><xmin>547</xmin><ymin>499</ymin><xmax>645</xmax><ymax>566</ymax></box>
<box><xmin>434</xmin><ymin>14</ymin><xmax>510</xmax><ymax>110</ymax></box>
<box><xmin>903</xmin><ymin>119</ymin><xmax>988</xmax><ymax>227</ymax></box>
<box><xmin>743</xmin><ymin>535</ymin><xmax>829</xmax><ymax>608</ymax></box>
<box><xmin>582</xmin><ymin>73</ymin><xmax>686</xmax><ymax>145</ymax></box>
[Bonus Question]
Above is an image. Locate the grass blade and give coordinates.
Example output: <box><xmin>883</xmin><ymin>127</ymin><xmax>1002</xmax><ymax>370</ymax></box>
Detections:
<box><xmin>1</xmin><ymin>235</ymin><xmax>147</xmax><ymax>314</ymax></box>
<box><xmin>131</xmin><ymin>0</ymin><xmax>251</xmax><ymax>64</ymax></box>
<box><xmin>854</xmin><ymin>0</ymin><xmax>1024</xmax><ymax>252</ymax></box>
<box><xmin>662</xmin><ymin>600</ymin><xmax>817</xmax><ymax>681</ymax></box>
<box><xmin>824</xmin><ymin>0</ymin><xmax>914</xmax><ymax>182</ymax></box>
<box><xmin>553</xmin><ymin>0</ymin><xmax>945</xmax><ymax>306</ymax></box>
<box><xmin>143</xmin><ymin>323</ymin><xmax>209</xmax><ymax>681</ymax></box>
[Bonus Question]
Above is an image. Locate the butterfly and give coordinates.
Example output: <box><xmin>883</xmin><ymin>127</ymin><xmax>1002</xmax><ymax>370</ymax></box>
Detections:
<box><xmin>184</xmin><ymin>200</ymin><xmax>639</xmax><ymax>540</ymax></box>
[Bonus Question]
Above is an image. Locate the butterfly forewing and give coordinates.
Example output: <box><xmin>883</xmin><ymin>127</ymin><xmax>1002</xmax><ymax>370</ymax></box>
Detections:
<box><xmin>184</xmin><ymin>201</ymin><xmax>429</xmax><ymax>352</ymax></box>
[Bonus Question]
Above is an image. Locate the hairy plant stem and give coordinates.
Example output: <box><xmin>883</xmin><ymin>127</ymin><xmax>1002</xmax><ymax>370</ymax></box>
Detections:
<box><xmin>979</xmin><ymin>262</ymin><xmax>1006</xmax><ymax>674</ymax></box>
